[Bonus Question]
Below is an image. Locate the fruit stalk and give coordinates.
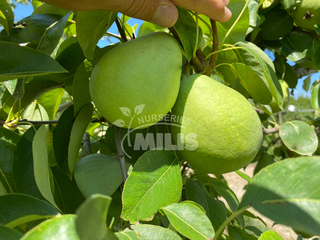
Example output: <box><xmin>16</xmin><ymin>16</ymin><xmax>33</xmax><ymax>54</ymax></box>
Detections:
<box><xmin>115</xmin><ymin>126</ymin><xmax>128</xmax><ymax>182</ymax></box>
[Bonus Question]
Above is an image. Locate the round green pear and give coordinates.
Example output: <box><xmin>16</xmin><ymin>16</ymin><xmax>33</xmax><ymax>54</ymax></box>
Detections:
<box><xmin>268</xmin><ymin>80</ymin><xmax>290</xmax><ymax>113</ymax></box>
<box><xmin>89</xmin><ymin>32</ymin><xmax>182</xmax><ymax>129</ymax></box>
<box><xmin>171</xmin><ymin>74</ymin><xmax>263</xmax><ymax>175</ymax></box>
<box><xmin>292</xmin><ymin>0</ymin><xmax>320</xmax><ymax>31</ymax></box>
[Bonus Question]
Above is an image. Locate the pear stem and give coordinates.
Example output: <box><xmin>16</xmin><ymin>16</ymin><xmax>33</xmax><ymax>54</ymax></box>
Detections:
<box><xmin>115</xmin><ymin>126</ymin><xmax>128</xmax><ymax>182</ymax></box>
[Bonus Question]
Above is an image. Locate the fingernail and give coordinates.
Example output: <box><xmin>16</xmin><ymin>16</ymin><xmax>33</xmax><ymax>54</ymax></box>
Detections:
<box><xmin>223</xmin><ymin>0</ymin><xmax>229</xmax><ymax>6</ymax></box>
<box><xmin>151</xmin><ymin>4</ymin><xmax>178</xmax><ymax>27</ymax></box>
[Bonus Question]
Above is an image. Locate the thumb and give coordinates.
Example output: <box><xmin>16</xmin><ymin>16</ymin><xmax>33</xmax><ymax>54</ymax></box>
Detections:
<box><xmin>117</xmin><ymin>0</ymin><xmax>178</xmax><ymax>28</ymax></box>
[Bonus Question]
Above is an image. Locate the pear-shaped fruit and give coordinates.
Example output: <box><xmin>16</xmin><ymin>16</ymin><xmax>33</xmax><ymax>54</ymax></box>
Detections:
<box><xmin>269</xmin><ymin>80</ymin><xmax>290</xmax><ymax>113</ymax></box>
<box><xmin>292</xmin><ymin>0</ymin><xmax>320</xmax><ymax>31</ymax></box>
<box><xmin>171</xmin><ymin>74</ymin><xmax>263</xmax><ymax>175</ymax></box>
<box><xmin>89</xmin><ymin>32</ymin><xmax>182</xmax><ymax>129</ymax></box>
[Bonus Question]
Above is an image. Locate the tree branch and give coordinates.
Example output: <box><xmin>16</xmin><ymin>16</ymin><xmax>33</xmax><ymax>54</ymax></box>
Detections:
<box><xmin>115</xmin><ymin>126</ymin><xmax>128</xmax><ymax>182</ymax></box>
<box><xmin>253</xmin><ymin>106</ymin><xmax>265</xmax><ymax>115</ymax></box>
<box><xmin>115</xmin><ymin>18</ymin><xmax>128</xmax><ymax>42</ymax></box>
<box><xmin>295</xmin><ymin>67</ymin><xmax>318</xmax><ymax>79</ymax></box>
<box><xmin>262</xmin><ymin>125</ymin><xmax>280</xmax><ymax>134</ymax></box>
<box><xmin>209</xmin><ymin>19</ymin><xmax>219</xmax><ymax>70</ymax></box>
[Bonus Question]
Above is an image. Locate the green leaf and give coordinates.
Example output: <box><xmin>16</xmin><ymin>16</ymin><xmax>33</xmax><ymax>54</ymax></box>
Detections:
<box><xmin>279</xmin><ymin>120</ymin><xmax>318</xmax><ymax>155</ymax></box>
<box><xmin>32</xmin><ymin>3</ymin><xmax>70</xmax><ymax>15</ymax></box>
<box><xmin>173</xmin><ymin>7</ymin><xmax>202</xmax><ymax>61</ymax></box>
<box><xmin>33</xmin><ymin>125</ymin><xmax>59</xmax><ymax>209</ymax></box>
<box><xmin>53</xmin><ymin>105</ymin><xmax>75</xmax><ymax>176</ymax></box>
<box><xmin>75</xmin><ymin>194</ymin><xmax>117</xmax><ymax>240</ymax></box>
<box><xmin>137</xmin><ymin>22</ymin><xmax>166</xmax><ymax>37</ymax></box>
<box><xmin>121</xmin><ymin>150</ymin><xmax>182</xmax><ymax>223</ymax></box>
<box><xmin>230</xmin><ymin>62</ymin><xmax>272</xmax><ymax>104</ymax></box>
<box><xmin>259</xmin><ymin>9</ymin><xmax>293</xmax><ymax>41</ymax></box>
<box><xmin>311</xmin><ymin>82</ymin><xmax>320</xmax><ymax>111</ymax></box>
<box><xmin>185</xmin><ymin>179</ymin><xmax>227</xmax><ymax>231</ymax></box>
<box><xmin>37</xmin><ymin>88</ymin><xmax>65</xmax><ymax>120</ymax></box>
<box><xmin>281</xmin><ymin>32</ymin><xmax>314</xmax><ymax>63</ymax></box>
<box><xmin>72</xmin><ymin>60</ymin><xmax>92</xmax><ymax>116</ymax></box>
<box><xmin>51</xmin><ymin>166</ymin><xmax>85</xmax><ymax>214</ymax></box>
<box><xmin>76</xmin><ymin>10</ymin><xmax>117</xmax><ymax>60</ymax></box>
<box><xmin>0</xmin><ymin>127</ymin><xmax>20</xmax><ymax>193</ymax></box>
<box><xmin>0</xmin><ymin>193</ymin><xmax>58</xmax><ymax>227</ymax></box>
<box><xmin>161</xmin><ymin>201</ymin><xmax>215</xmax><ymax>240</ymax></box>
<box><xmin>0</xmin><ymin>225</ymin><xmax>23</xmax><ymax>240</ymax></box>
<box><xmin>217</xmin><ymin>0</ymin><xmax>249</xmax><ymax>44</ymax></box>
<box><xmin>74</xmin><ymin>154</ymin><xmax>126</xmax><ymax>198</ymax></box>
<box><xmin>281</xmin><ymin>0</ymin><xmax>298</xmax><ymax>13</ymax></box>
<box><xmin>68</xmin><ymin>103</ymin><xmax>93</xmax><ymax>174</ymax></box>
<box><xmin>37</xmin><ymin>12</ymin><xmax>72</xmax><ymax>55</ymax></box>
<box><xmin>21</xmin><ymin>101</ymin><xmax>49</xmax><ymax>124</ymax></box>
<box><xmin>283</xmin><ymin>62</ymin><xmax>298</xmax><ymax>89</ymax></box>
<box><xmin>235</xmin><ymin>41</ymin><xmax>283</xmax><ymax>107</ymax></box>
<box><xmin>259</xmin><ymin>230</ymin><xmax>284</xmax><ymax>240</ymax></box>
<box><xmin>115</xmin><ymin>229</ymin><xmax>143</xmax><ymax>240</ymax></box>
<box><xmin>0</xmin><ymin>79</ymin><xmax>62</xmax><ymax>119</ymax></box>
<box><xmin>0</xmin><ymin>42</ymin><xmax>67</xmax><ymax>82</ymax></box>
<box><xmin>240</xmin><ymin>156</ymin><xmax>320</xmax><ymax>237</ymax></box>
<box><xmin>0</xmin><ymin>14</ymin><xmax>61</xmax><ymax>48</ymax></box>
<box><xmin>21</xmin><ymin>215</ymin><xmax>79</xmax><ymax>240</ymax></box>
<box><xmin>13</xmin><ymin>126</ymin><xmax>44</xmax><ymax>199</ymax></box>
<box><xmin>228</xmin><ymin>225</ymin><xmax>258</xmax><ymax>240</ymax></box>
<box><xmin>303</xmin><ymin>76</ymin><xmax>311</xmax><ymax>92</ymax></box>
<box><xmin>0</xmin><ymin>0</ymin><xmax>14</xmax><ymax>35</ymax></box>
<box><xmin>131</xmin><ymin>224</ymin><xmax>183</xmax><ymax>240</ymax></box>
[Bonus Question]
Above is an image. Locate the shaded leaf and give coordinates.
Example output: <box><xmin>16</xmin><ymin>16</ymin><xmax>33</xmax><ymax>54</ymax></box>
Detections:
<box><xmin>72</xmin><ymin>60</ymin><xmax>92</xmax><ymax>116</ymax></box>
<box><xmin>74</xmin><ymin>154</ymin><xmax>127</xmax><ymax>198</ymax></box>
<box><xmin>53</xmin><ymin>105</ymin><xmax>75</xmax><ymax>177</ymax></box>
<box><xmin>76</xmin><ymin>10</ymin><xmax>117</xmax><ymax>60</ymax></box>
<box><xmin>13</xmin><ymin>126</ymin><xmax>44</xmax><ymax>199</ymax></box>
<box><xmin>173</xmin><ymin>7</ymin><xmax>202</xmax><ymax>61</ymax></box>
<box><xmin>0</xmin><ymin>0</ymin><xmax>14</xmax><ymax>35</ymax></box>
<box><xmin>37</xmin><ymin>88</ymin><xmax>65</xmax><ymax>120</ymax></box>
<box><xmin>311</xmin><ymin>82</ymin><xmax>320</xmax><ymax>111</ymax></box>
<box><xmin>0</xmin><ymin>193</ymin><xmax>58</xmax><ymax>227</ymax></box>
<box><xmin>33</xmin><ymin>125</ymin><xmax>59</xmax><ymax>209</ymax></box>
<box><xmin>280</xmin><ymin>120</ymin><xmax>318</xmax><ymax>155</ymax></box>
<box><xmin>185</xmin><ymin>179</ymin><xmax>227</xmax><ymax>231</ymax></box>
<box><xmin>161</xmin><ymin>201</ymin><xmax>215</xmax><ymax>240</ymax></box>
<box><xmin>138</xmin><ymin>22</ymin><xmax>166</xmax><ymax>37</ymax></box>
<box><xmin>75</xmin><ymin>194</ymin><xmax>117</xmax><ymax>240</ymax></box>
<box><xmin>68</xmin><ymin>103</ymin><xmax>93</xmax><ymax>174</ymax></box>
<box><xmin>303</xmin><ymin>76</ymin><xmax>311</xmax><ymax>92</ymax></box>
<box><xmin>0</xmin><ymin>127</ymin><xmax>20</xmax><ymax>193</ymax></box>
<box><xmin>259</xmin><ymin>9</ymin><xmax>293</xmax><ymax>41</ymax></box>
<box><xmin>121</xmin><ymin>150</ymin><xmax>182</xmax><ymax>223</ymax></box>
<box><xmin>217</xmin><ymin>0</ymin><xmax>249</xmax><ymax>44</ymax></box>
<box><xmin>235</xmin><ymin>41</ymin><xmax>283</xmax><ymax>107</ymax></box>
<box><xmin>0</xmin><ymin>225</ymin><xmax>23</xmax><ymax>240</ymax></box>
<box><xmin>240</xmin><ymin>156</ymin><xmax>320</xmax><ymax>237</ymax></box>
<box><xmin>0</xmin><ymin>41</ymin><xmax>67</xmax><ymax>82</ymax></box>
<box><xmin>51</xmin><ymin>166</ymin><xmax>85</xmax><ymax>214</ymax></box>
<box><xmin>37</xmin><ymin>12</ymin><xmax>72</xmax><ymax>55</ymax></box>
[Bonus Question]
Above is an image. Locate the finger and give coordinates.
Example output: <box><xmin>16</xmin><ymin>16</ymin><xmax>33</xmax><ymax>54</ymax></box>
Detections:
<box><xmin>172</xmin><ymin>0</ymin><xmax>232</xmax><ymax>22</ymax></box>
<box><xmin>109</xmin><ymin>0</ymin><xmax>179</xmax><ymax>28</ymax></box>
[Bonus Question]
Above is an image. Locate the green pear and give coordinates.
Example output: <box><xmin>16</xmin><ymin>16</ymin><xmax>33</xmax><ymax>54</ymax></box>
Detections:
<box><xmin>292</xmin><ymin>0</ymin><xmax>320</xmax><ymax>31</ymax></box>
<box><xmin>171</xmin><ymin>74</ymin><xmax>263</xmax><ymax>175</ymax></box>
<box><xmin>268</xmin><ymin>80</ymin><xmax>290</xmax><ymax>113</ymax></box>
<box><xmin>89</xmin><ymin>32</ymin><xmax>182</xmax><ymax>129</ymax></box>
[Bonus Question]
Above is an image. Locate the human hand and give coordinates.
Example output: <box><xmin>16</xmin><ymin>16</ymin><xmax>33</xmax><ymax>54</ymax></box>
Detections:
<box><xmin>43</xmin><ymin>0</ymin><xmax>232</xmax><ymax>27</ymax></box>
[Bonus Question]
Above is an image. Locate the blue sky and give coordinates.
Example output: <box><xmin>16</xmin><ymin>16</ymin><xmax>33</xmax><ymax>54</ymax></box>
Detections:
<box><xmin>13</xmin><ymin>1</ymin><xmax>319</xmax><ymax>98</ymax></box>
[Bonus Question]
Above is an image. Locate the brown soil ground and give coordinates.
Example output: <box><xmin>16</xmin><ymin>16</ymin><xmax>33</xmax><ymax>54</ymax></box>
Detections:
<box><xmin>222</xmin><ymin>163</ymin><xmax>320</xmax><ymax>240</ymax></box>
